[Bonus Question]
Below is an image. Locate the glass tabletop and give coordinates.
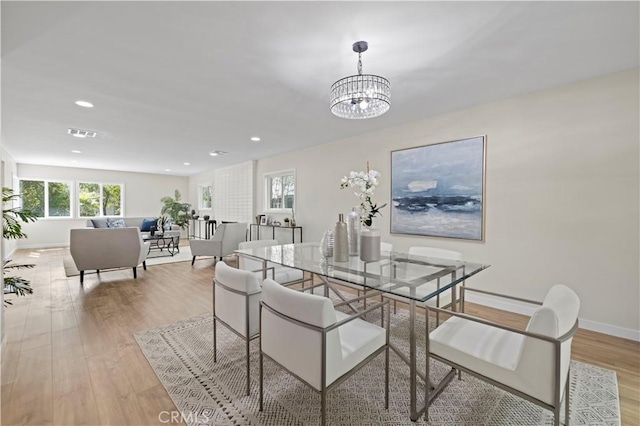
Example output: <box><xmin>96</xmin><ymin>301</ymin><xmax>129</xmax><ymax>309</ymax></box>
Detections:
<box><xmin>235</xmin><ymin>242</ymin><xmax>488</xmax><ymax>303</ymax></box>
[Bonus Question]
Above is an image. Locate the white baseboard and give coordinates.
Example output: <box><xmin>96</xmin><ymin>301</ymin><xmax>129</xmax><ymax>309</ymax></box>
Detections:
<box><xmin>465</xmin><ymin>293</ymin><xmax>640</xmax><ymax>342</ymax></box>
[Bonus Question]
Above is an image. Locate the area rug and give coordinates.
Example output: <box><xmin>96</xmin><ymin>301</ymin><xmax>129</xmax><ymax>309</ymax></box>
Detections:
<box><xmin>134</xmin><ymin>307</ymin><xmax>621</xmax><ymax>426</ymax></box>
<box><xmin>63</xmin><ymin>246</ymin><xmax>208</xmax><ymax>277</ymax></box>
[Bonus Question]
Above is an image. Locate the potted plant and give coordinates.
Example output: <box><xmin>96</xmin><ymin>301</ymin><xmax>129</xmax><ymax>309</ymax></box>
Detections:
<box><xmin>283</xmin><ymin>217</ymin><xmax>290</xmax><ymax>227</ymax></box>
<box><xmin>3</xmin><ymin>187</ymin><xmax>38</xmax><ymax>306</ymax></box>
<box><xmin>160</xmin><ymin>190</ymin><xmax>191</xmax><ymax>229</ymax></box>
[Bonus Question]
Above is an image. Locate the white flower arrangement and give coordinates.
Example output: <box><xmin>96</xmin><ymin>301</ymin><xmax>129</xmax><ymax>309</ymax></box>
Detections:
<box><xmin>340</xmin><ymin>162</ymin><xmax>387</xmax><ymax>226</ymax></box>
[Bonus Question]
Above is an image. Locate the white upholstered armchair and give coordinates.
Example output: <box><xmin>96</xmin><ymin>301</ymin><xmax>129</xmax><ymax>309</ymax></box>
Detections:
<box><xmin>259</xmin><ymin>278</ymin><xmax>390</xmax><ymax>426</ymax></box>
<box><xmin>189</xmin><ymin>222</ymin><xmax>247</xmax><ymax>265</ymax></box>
<box><xmin>427</xmin><ymin>284</ymin><xmax>580</xmax><ymax>425</ymax></box>
<box><xmin>70</xmin><ymin>227</ymin><xmax>149</xmax><ymax>284</ymax></box>
<box><xmin>213</xmin><ymin>261</ymin><xmax>261</xmax><ymax>396</ymax></box>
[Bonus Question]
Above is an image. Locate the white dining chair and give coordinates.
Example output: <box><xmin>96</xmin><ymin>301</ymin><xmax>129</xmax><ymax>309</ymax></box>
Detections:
<box><xmin>259</xmin><ymin>278</ymin><xmax>390</xmax><ymax>426</ymax></box>
<box><xmin>213</xmin><ymin>261</ymin><xmax>261</xmax><ymax>395</ymax></box>
<box><xmin>427</xmin><ymin>284</ymin><xmax>580</xmax><ymax>425</ymax></box>
<box><xmin>238</xmin><ymin>239</ymin><xmax>307</xmax><ymax>285</ymax></box>
<box><xmin>387</xmin><ymin>246</ymin><xmax>462</xmax><ymax>320</ymax></box>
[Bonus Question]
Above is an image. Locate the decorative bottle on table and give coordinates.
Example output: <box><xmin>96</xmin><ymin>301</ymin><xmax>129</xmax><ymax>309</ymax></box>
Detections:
<box><xmin>346</xmin><ymin>207</ymin><xmax>360</xmax><ymax>256</ymax></box>
<box><xmin>333</xmin><ymin>213</ymin><xmax>349</xmax><ymax>262</ymax></box>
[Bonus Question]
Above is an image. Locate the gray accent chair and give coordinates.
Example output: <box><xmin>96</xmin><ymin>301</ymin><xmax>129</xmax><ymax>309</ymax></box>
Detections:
<box><xmin>190</xmin><ymin>222</ymin><xmax>248</xmax><ymax>265</ymax></box>
<box><xmin>70</xmin><ymin>227</ymin><xmax>149</xmax><ymax>284</ymax></box>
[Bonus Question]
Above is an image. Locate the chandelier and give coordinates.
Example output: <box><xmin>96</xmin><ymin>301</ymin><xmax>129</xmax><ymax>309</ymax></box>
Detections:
<box><xmin>330</xmin><ymin>41</ymin><xmax>390</xmax><ymax>119</ymax></box>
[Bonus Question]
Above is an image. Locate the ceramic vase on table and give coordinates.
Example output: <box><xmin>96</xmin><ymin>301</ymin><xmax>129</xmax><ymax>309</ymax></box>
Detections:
<box><xmin>333</xmin><ymin>214</ymin><xmax>349</xmax><ymax>262</ymax></box>
<box><xmin>346</xmin><ymin>207</ymin><xmax>360</xmax><ymax>256</ymax></box>
<box><xmin>360</xmin><ymin>226</ymin><xmax>381</xmax><ymax>262</ymax></box>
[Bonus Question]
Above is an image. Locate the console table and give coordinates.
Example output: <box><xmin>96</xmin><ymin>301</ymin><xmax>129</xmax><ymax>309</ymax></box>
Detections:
<box><xmin>189</xmin><ymin>218</ymin><xmax>217</xmax><ymax>239</ymax></box>
<box><xmin>249</xmin><ymin>224</ymin><xmax>302</xmax><ymax>243</ymax></box>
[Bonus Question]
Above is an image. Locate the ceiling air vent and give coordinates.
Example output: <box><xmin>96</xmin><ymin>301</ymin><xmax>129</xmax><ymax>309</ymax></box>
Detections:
<box><xmin>67</xmin><ymin>128</ymin><xmax>97</xmax><ymax>138</ymax></box>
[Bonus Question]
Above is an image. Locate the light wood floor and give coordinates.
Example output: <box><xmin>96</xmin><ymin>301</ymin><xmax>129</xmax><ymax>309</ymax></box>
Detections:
<box><xmin>1</xmin><ymin>247</ymin><xmax>638</xmax><ymax>425</ymax></box>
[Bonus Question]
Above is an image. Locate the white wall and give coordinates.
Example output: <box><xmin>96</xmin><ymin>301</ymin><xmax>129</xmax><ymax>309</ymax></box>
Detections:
<box><xmin>255</xmin><ymin>69</ymin><xmax>640</xmax><ymax>337</ymax></box>
<box><xmin>2</xmin><ymin>149</ymin><xmax>19</xmax><ymax>258</ymax></box>
<box><xmin>16</xmin><ymin>164</ymin><xmax>189</xmax><ymax>247</ymax></box>
<box><xmin>189</xmin><ymin>161</ymin><xmax>255</xmax><ymax>226</ymax></box>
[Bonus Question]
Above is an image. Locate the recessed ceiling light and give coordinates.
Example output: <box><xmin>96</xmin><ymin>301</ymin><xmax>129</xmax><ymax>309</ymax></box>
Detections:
<box><xmin>209</xmin><ymin>150</ymin><xmax>228</xmax><ymax>156</ymax></box>
<box><xmin>250</xmin><ymin>136</ymin><xmax>261</xmax><ymax>142</ymax></box>
<box><xmin>165</xmin><ymin>169</ymin><xmax>171</xmax><ymax>172</ymax></box>
<box><xmin>75</xmin><ymin>100</ymin><xmax>94</xmax><ymax>108</ymax></box>
<box><xmin>71</xmin><ymin>150</ymin><xmax>82</xmax><ymax>154</ymax></box>
<box><xmin>184</xmin><ymin>162</ymin><xmax>190</xmax><ymax>166</ymax></box>
<box><xmin>68</xmin><ymin>128</ymin><xmax>97</xmax><ymax>138</ymax></box>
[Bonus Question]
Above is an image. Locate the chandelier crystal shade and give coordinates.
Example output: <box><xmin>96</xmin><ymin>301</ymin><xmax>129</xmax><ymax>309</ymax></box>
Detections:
<box><xmin>330</xmin><ymin>41</ymin><xmax>390</xmax><ymax>119</ymax></box>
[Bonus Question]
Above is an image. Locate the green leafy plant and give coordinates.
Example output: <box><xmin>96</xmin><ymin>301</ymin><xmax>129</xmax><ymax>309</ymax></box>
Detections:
<box><xmin>160</xmin><ymin>190</ymin><xmax>191</xmax><ymax>229</ymax></box>
<box><xmin>3</xmin><ymin>186</ymin><xmax>38</xmax><ymax>306</ymax></box>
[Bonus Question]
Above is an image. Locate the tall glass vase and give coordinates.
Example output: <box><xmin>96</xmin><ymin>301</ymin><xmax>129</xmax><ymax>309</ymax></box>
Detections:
<box><xmin>360</xmin><ymin>226</ymin><xmax>381</xmax><ymax>262</ymax></box>
<box><xmin>346</xmin><ymin>207</ymin><xmax>360</xmax><ymax>256</ymax></box>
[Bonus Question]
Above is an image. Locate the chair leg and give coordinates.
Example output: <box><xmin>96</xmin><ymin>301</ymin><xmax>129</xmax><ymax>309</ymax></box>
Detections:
<box><xmin>213</xmin><ymin>318</ymin><xmax>217</xmax><ymax>363</ymax></box>
<box><xmin>245</xmin><ymin>338</ymin><xmax>251</xmax><ymax>396</ymax></box>
<box><xmin>191</xmin><ymin>256</ymin><xmax>196</xmax><ymax>266</ymax></box>
<box><xmin>143</xmin><ymin>261</ymin><xmax>146</xmax><ymax>270</ymax></box>
<box><xmin>96</xmin><ymin>269</ymin><xmax>100</xmax><ymax>274</ymax></box>
<box><xmin>321</xmin><ymin>389</ymin><xmax>326</xmax><ymax>426</ymax></box>
<box><xmin>393</xmin><ymin>299</ymin><xmax>397</xmax><ymax>314</ymax></box>
<box><xmin>80</xmin><ymin>270</ymin><xmax>84</xmax><ymax>284</ymax></box>
<box><xmin>564</xmin><ymin>370</ymin><xmax>571</xmax><ymax>425</ymax></box>
<box><xmin>133</xmin><ymin>267</ymin><xmax>137</xmax><ymax>279</ymax></box>
<box><xmin>385</xmin><ymin>344</ymin><xmax>389</xmax><ymax>409</ymax></box>
<box><xmin>259</xmin><ymin>350</ymin><xmax>264</xmax><ymax>412</ymax></box>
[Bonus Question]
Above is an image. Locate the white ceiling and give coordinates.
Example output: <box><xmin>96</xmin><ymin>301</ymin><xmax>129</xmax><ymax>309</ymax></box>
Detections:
<box><xmin>2</xmin><ymin>1</ymin><xmax>638</xmax><ymax>177</ymax></box>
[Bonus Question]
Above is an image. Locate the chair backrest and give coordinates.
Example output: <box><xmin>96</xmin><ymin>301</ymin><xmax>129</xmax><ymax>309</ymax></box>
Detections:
<box><xmin>408</xmin><ymin>246</ymin><xmax>462</xmax><ymax>261</ymax></box>
<box><xmin>519</xmin><ymin>285</ymin><xmax>580</xmax><ymax>405</ymax></box>
<box><xmin>238</xmin><ymin>239</ymin><xmax>280</xmax><ymax>272</ymax></box>
<box><xmin>214</xmin><ymin>261</ymin><xmax>261</xmax><ymax>337</ymax></box>
<box><xmin>70</xmin><ymin>227</ymin><xmax>145</xmax><ymax>271</ymax></box>
<box><xmin>211</xmin><ymin>222</ymin><xmax>248</xmax><ymax>256</ymax></box>
<box><xmin>261</xmin><ymin>279</ymin><xmax>340</xmax><ymax>390</ymax></box>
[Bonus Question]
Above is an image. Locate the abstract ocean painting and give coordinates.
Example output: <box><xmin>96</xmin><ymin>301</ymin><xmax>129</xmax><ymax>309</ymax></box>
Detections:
<box><xmin>391</xmin><ymin>136</ymin><xmax>486</xmax><ymax>240</ymax></box>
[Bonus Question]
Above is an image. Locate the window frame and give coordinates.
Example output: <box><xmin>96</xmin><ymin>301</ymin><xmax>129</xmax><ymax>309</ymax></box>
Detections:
<box><xmin>77</xmin><ymin>181</ymin><xmax>125</xmax><ymax>218</ymax></box>
<box><xmin>17</xmin><ymin>178</ymin><xmax>74</xmax><ymax>220</ymax></box>
<box><xmin>263</xmin><ymin>169</ymin><xmax>296</xmax><ymax>213</ymax></box>
<box><xmin>198</xmin><ymin>184</ymin><xmax>213</xmax><ymax>210</ymax></box>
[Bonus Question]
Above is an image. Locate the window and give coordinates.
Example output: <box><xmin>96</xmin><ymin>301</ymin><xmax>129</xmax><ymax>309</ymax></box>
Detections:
<box><xmin>19</xmin><ymin>179</ymin><xmax>72</xmax><ymax>218</ymax></box>
<box><xmin>198</xmin><ymin>184</ymin><xmax>212</xmax><ymax>209</ymax></box>
<box><xmin>78</xmin><ymin>182</ymin><xmax>123</xmax><ymax>217</ymax></box>
<box><xmin>264</xmin><ymin>170</ymin><xmax>295</xmax><ymax>211</ymax></box>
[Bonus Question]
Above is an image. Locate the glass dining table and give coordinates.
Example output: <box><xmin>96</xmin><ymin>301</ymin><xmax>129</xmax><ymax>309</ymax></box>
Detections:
<box><xmin>235</xmin><ymin>242</ymin><xmax>489</xmax><ymax>421</ymax></box>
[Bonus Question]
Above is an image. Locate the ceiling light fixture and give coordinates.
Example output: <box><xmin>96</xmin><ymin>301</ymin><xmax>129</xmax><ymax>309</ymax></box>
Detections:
<box><xmin>184</xmin><ymin>162</ymin><xmax>191</xmax><ymax>166</ymax></box>
<box><xmin>71</xmin><ymin>150</ymin><xmax>82</xmax><ymax>154</ymax></box>
<box><xmin>75</xmin><ymin>100</ymin><xmax>94</xmax><ymax>108</ymax></box>
<box><xmin>250</xmin><ymin>136</ymin><xmax>261</xmax><ymax>142</ymax></box>
<box><xmin>209</xmin><ymin>150</ymin><xmax>228</xmax><ymax>156</ymax></box>
<box><xmin>330</xmin><ymin>41</ymin><xmax>390</xmax><ymax>119</ymax></box>
<box><xmin>165</xmin><ymin>169</ymin><xmax>171</xmax><ymax>172</ymax></box>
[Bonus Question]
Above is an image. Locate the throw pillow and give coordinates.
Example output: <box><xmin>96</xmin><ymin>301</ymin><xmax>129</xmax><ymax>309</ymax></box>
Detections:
<box><xmin>107</xmin><ymin>218</ymin><xmax>126</xmax><ymax>228</ymax></box>
<box><xmin>140</xmin><ymin>218</ymin><xmax>157</xmax><ymax>232</ymax></box>
<box><xmin>91</xmin><ymin>219</ymin><xmax>109</xmax><ymax>228</ymax></box>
